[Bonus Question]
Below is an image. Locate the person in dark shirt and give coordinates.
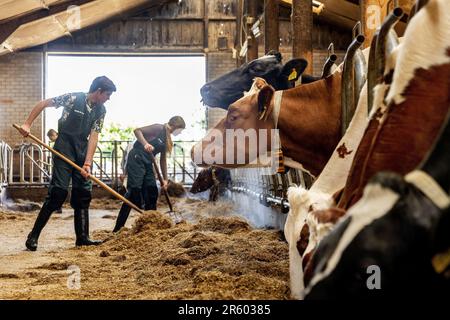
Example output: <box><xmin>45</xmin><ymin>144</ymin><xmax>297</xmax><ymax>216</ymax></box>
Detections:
<box><xmin>113</xmin><ymin>116</ymin><xmax>185</xmax><ymax>232</ymax></box>
<box><xmin>19</xmin><ymin>76</ymin><xmax>116</xmax><ymax>251</ymax></box>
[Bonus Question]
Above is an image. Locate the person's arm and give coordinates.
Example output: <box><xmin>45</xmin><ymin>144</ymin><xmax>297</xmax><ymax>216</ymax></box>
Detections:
<box><xmin>160</xmin><ymin>150</ymin><xmax>169</xmax><ymax>190</ymax></box>
<box><xmin>133</xmin><ymin>128</ymin><xmax>153</xmax><ymax>153</ymax></box>
<box><xmin>80</xmin><ymin>130</ymin><xmax>99</xmax><ymax>179</ymax></box>
<box><xmin>81</xmin><ymin>113</ymin><xmax>104</xmax><ymax>179</ymax></box>
<box><xmin>19</xmin><ymin>99</ymin><xmax>54</xmax><ymax>136</ymax></box>
<box><xmin>134</xmin><ymin>124</ymin><xmax>161</xmax><ymax>153</ymax></box>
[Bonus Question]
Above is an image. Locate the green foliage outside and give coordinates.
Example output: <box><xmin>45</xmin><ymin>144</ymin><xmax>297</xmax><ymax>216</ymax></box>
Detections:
<box><xmin>98</xmin><ymin>123</ymin><xmax>134</xmax><ymax>154</ymax></box>
<box><xmin>100</xmin><ymin>123</ymin><xmax>135</xmax><ymax>142</ymax></box>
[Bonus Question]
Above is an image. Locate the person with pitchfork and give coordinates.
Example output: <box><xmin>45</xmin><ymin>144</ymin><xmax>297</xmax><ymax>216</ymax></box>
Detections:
<box><xmin>19</xmin><ymin>76</ymin><xmax>116</xmax><ymax>251</ymax></box>
<box><xmin>112</xmin><ymin>116</ymin><xmax>185</xmax><ymax>232</ymax></box>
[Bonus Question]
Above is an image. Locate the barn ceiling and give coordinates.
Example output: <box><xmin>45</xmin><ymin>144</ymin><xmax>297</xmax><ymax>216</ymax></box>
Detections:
<box><xmin>280</xmin><ymin>0</ymin><xmax>414</xmax><ymax>30</ymax></box>
<box><xmin>0</xmin><ymin>0</ymin><xmax>415</xmax><ymax>56</ymax></box>
<box><xmin>0</xmin><ymin>0</ymin><xmax>175</xmax><ymax>56</ymax></box>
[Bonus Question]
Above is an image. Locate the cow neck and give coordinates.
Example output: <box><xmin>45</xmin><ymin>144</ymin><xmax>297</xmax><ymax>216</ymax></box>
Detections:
<box><xmin>406</xmin><ymin>109</ymin><xmax>450</xmax><ymax>208</ymax></box>
<box><xmin>275</xmin><ymin>72</ymin><xmax>342</xmax><ymax>177</ymax></box>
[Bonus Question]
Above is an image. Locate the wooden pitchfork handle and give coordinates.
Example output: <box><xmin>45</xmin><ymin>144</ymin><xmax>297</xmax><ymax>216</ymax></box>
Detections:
<box><xmin>148</xmin><ymin>153</ymin><xmax>174</xmax><ymax>212</ymax></box>
<box><xmin>13</xmin><ymin>124</ymin><xmax>143</xmax><ymax>214</ymax></box>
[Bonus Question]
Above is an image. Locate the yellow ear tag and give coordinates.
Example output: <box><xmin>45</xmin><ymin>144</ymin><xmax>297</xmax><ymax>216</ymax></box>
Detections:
<box><xmin>288</xmin><ymin>68</ymin><xmax>297</xmax><ymax>81</ymax></box>
<box><xmin>432</xmin><ymin>248</ymin><xmax>450</xmax><ymax>274</ymax></box>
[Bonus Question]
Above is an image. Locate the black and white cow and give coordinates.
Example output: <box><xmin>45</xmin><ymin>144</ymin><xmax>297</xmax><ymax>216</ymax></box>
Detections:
<box><xmin>200</xmin><ymin>51</ymin><xmax>316</xmax><ymax>109</ymax></box>
<box><xmin>303</xmin><ymin>108</ymin><xmax>450</xmax><ymax>299</ymax></box>
<box><xmin>190</xmin><ymin>166</ymin><xmax>231</xmax><ymax>202</ymax></box>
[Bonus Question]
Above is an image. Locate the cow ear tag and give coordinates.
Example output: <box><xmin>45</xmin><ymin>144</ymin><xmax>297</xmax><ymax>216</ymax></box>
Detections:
<box><xmin>432</xmin><ymin>248</ymin><xmax>450</xmax><ymax>274</ymax></box>
<box><xmin>288</xmin><ymin>68</ymin><xmax>297</xmax><ymax>81</ymax></box>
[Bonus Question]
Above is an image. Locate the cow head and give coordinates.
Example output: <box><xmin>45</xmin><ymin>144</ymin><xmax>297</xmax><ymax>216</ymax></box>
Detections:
<box><xmin>192</xmin><ymin>79</ymin><xmax>277</xmax><ymax>168</ymax></box>
<box><xmin>190</xmin><ymin>167</ymin><xmax>231</xmax><ymax>193</ymax></box>
<box><xmin>200</xmin><ymin>51</ymin><xmax>308</xmax><ymax>109</ymax></box>
<box><xmin>190</xmin><ymin>167</ymin><xmax>215</xmax><ymax>193</ymax></box>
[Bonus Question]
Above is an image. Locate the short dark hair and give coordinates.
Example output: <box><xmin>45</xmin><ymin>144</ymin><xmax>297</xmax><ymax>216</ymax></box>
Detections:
<box><xmin>46</xmin><ymin>129</ymin><xmax>58</xmax><ymax>137</ymax></box>
<box><xmin>89</xmin><ymin>76</ymin><xmax>117</xmax><ymax>93</ymax></box>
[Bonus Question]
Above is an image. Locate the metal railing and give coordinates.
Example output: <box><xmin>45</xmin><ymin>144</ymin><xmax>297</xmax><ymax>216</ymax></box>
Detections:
<box><xmin>0</xmin><ymin>140</ymin><xmax>13</xmax><ymax>186</ymax></box>
<box><xmin>0</xmin><ymin>140</ymin><xmax>200</xmax><ymax>189</ymax></box>
<box><xmin>19</xmin><ymin>143</ymin><xmax>46</xmax><ymax>183</ymax></box>
<box><xmin>91</xmin><ymin>140</ymin><xmax>200</xmax><ymax>188</ymax></box>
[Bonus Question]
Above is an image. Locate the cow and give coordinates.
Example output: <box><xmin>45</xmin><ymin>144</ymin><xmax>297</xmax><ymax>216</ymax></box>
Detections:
<box><xmin>200</xmin><ymin>51</ymin><xmax>317</xmax><ymax>110</ymax></box>
<box><xmin>192</xmin><ymin>70</ymin><xmax>343</xmax><ymax>178</ymax></box>
<box><xmin>337</xmin><ymin>0</ymin><xmax>450</xmax><ymax>210</ymax></box>
<box><xmin>190</xmin><ymin>167</ymin><xmax>231</xmax><ymax>202</ymax></box>
<box><xmin>303</xmin><ymin>105</ymin><xmax>450</xmax><ymax>299</ymax></box>
<box><xmin>286</xmin><ymin>0</ymin><xmax>450</xmax><ymax>299</ymax></box>
<box><xmin>284</xmin><ymin>44</ymin><xmax>399</xmax><ymax>298</ymax></box>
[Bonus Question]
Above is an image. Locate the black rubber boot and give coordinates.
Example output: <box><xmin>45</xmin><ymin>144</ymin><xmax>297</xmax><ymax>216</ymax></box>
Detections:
<box><xmin>25</xmin><ymin>187</ymin><xmax>67</xmax><ymax>251</ymax></box>
<box><xmin>113</xmin><ymin>188</ymin><xmax>142</xmax><ymax>232</ymax></box>
<box><xmin>143</xmin><ymin>185</ymin><xmax>158</xmax><ymax>211</ymax></box>
<box><xmin>25</xmin><ymin>203</ymin><xmax>53</xmax><ymax>251</ymax></box>
<box><xmin>113</xmin><ymin>204</ymin><xmax>131</xmax><ymax>233</ymax></box>
<box><xmin>74</xmin><ymin>208</ymin><xmax>102</xmax><ymax>246</ymax></box>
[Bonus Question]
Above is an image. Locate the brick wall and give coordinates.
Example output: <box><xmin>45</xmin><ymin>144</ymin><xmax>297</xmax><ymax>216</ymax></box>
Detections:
<box><xmin>0</xmin><ymin>52</ymin><xmax>44</xmax><ymax>147</ymax></box>
<box><xmin>205</xmin><ymin>51</ymin><xmax>236</xmax><ymax>129</ymax></box>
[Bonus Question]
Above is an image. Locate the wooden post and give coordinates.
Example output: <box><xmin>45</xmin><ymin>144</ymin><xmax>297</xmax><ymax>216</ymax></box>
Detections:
<box><xmin>236</xmin><ymin>0</ymin><xmax>245</xmax><ymax>66</ymax></box>
<box><xmin>246</xmin><ymin>0</ymin><xmax>259</xmax><ymax>61</ymax></box>
<box><xmin>291</xmin><ymin>0</ymin><xmax>313</xmax><ymax>74</ymax></box>
<box><xmin>264</xmin><ymin>0</ymin><xmax>279</xmax><ymax>53</ymax></box>
<box><xmin>203</xmin><ymin>0</ymin><xmax>209</xmax><ymax>50</ymax></box>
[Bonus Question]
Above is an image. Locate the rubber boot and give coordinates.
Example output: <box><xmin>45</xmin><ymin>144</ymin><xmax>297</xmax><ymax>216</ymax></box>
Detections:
<box><xmin>113</xmin><ymin>204</ymin><xmax>132</xmax><ymax>233</ymax></box>
<box><xmin>25</xmin><ymin>187</ymin><xmax>67</xmax><ymax>251</ymax></box>
<box><xmin>143</xmin><ymin>186</ymin><xmax>158</xmax><ymax>211</ymax></box>
<box><xmin>113</xmin><ymin>188</ymin><xmax>142</xmax><ymax>232</ymax></box>
<box><xmin>25</xmin><ymin>203</ymin><xmax>53</xmax><ymax>251</ymax></box>
<box><xmin>74</xmin><ymin>208</ymin><xmax>102</xmax><ymax>246</ymax></box>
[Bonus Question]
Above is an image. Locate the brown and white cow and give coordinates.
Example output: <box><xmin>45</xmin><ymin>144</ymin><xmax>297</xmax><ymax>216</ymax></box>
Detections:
<box><xmin>289</xmin><ymin>0</ymin><xmax>450</xmax><ymax>299</ymax></box>
<box><xmin>285</xmin><ymin>46</ymin><xmax>398</xmax><ymax>298</ymax></box>
<box><xmin>191</xmin><ymin>70</ymin><xmax>343</xmax><ymax>178</ymax></box>
<box><xmin>305</xmin><ymin>105</ymin><xmax>450</xmax><ymax>299</ymax></box>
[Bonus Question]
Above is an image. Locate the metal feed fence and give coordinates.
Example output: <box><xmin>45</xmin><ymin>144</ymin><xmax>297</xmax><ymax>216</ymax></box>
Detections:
<box><xmin>1</xmin><ymin>140</ymin><xmax>200</xmax><ymax>189</ymax></box>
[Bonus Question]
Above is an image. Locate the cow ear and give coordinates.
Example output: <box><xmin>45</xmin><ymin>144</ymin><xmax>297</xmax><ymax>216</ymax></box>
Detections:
<box><xmin>267</xmin><ymin>50</ymin><xmax>282</xmax><ymax>62</ymax></box>
<box><xmin>258</xmin><ymin>85</ymin><xmax>275</xmax><ymax>120</ymax></box>
<box><xmin>280</xmin><ymin>58</ymin><xmax>308</xmax><ymax>82</ymax></box>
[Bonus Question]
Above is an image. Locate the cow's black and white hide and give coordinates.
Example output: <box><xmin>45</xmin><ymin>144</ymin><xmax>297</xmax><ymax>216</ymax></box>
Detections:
<box><xmin>304</xmin><ymin>172</ymin><xmax>449</xmax><ymax>299</ymax></box>
<box><xmin>304</xmin><ymin>105</ymin><xmax>450</xmax><ymax>299</ymax></box>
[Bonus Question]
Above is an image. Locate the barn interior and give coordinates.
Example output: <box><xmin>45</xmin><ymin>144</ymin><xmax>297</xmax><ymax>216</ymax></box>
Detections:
<box><xmin>0</xmin><ymin>0</ymin><xmax>448</xmax><ymax>301</ymax></box>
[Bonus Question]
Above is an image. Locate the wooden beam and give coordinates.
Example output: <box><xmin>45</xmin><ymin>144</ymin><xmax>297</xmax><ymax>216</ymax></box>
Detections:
<box><xmin>264</xmin><ymin>0</ymin><xmax>279</xmax><ymax>53</ymax></box>
<box><xmin>236</xmin><ymin>0</ymin><xmax>245</xmax><ymax>66</ymax></box>
<box><xmin>0</xmin><ymin>0</ymin><xmax>95</xmax><ymax>45</ymax></box>
<box><xmin>246</xmin><ymin>0</ymin><xmax>259</xmax><ymax>62</ymax></box>
<box><xmin>203</xmin><ymin>0</ymin><xmax>209</xmax><ymax>49</ymax></box>
<box><xmin>292</xmin><ymin>0</ymin><xmax>313</xmax><ymax>74</ymax></box>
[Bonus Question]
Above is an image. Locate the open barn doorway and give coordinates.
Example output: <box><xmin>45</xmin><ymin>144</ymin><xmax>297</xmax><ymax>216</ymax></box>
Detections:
<box><xmin>45</xmin><ymin>54</ymin><xmax>206</xmax><ymax>185</ymax></box>
<box><xmin>45</xmin><ymin>54</ymin><xmax>206</xmax><ymax>141</ymax></box>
